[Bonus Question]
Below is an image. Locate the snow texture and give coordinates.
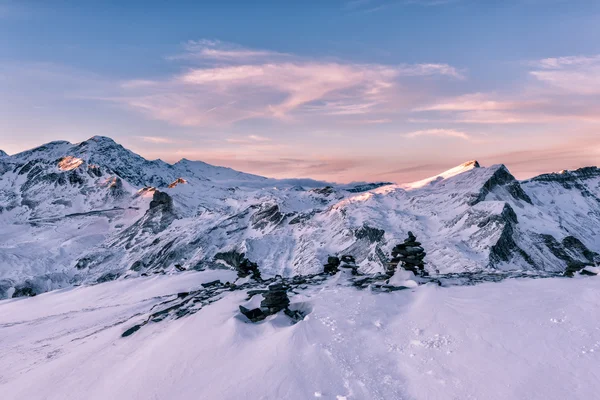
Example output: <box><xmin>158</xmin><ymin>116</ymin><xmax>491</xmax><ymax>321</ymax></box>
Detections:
<box><xmin>1</xmin><ymin>270</ymin><xmax>599</xmax><ymax>399</ymax></box>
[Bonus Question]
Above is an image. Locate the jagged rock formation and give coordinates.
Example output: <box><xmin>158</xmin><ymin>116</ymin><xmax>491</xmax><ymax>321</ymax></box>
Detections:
<box><xmin>388</xmin><ymin>232</ymin><xmax>427</xmax><ymax>276</ymax></box>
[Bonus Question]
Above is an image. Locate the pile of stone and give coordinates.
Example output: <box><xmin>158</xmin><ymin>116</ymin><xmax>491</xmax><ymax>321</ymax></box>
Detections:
<box><xmin>340</xmin><ymin>255</ymin><xmax>358</xmax><ymax>275</ymax></box>
<box><xmin>388</xmin><ymin>231</ymin><xmax>427</xmax><ymax>276</ymax></box>
<box><xmin>239</xmin><ymin>282</ymin><xmax>291</xmax><ymax>322</ymax></box>
<box><xmin>323</xmin><ymin>256</ymin><xmax>341</xmax><ymax>275</ymax></box>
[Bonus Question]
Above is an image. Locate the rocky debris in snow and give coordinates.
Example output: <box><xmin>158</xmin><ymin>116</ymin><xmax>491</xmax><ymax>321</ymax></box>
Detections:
<box><xmin>214</xmin><ymin>251</ymin><xmax>262</xmax><ymax>280</ymax></box>
<box><xmin>237</xmin><ymin>259</ymin><xmax>261</xmax><ymax>280</ymax></box>
<box><xmin>240</xmin><ymin>282</ymin><xmax>296</xmax><ymax>323</ymax></box>
<box><xmin>388</xmin><ymin>232</ymin><xmax>427</xmax><ymax>276</ymax></box>
<box><xmin>339</xmin><ymin>255</ymin><xmax>358</xmax><ymax>275</ymax></box>
<box><xmin>580</xmin><ymin>267</ymin><xmax>599</xmax><ymax>276</ymax></box>
<box><xmin>323</xmin><ymin>256</ymin><xmax>341</xmax><ymax>275</ymax></box>
<box><xmin>238</xmin><ymin>305</ymin><xmax>267</xmax><ymax>322</ymax></box>
<box><xmin>564</xmin><ymin>261</ymin><xmax>594</xmax><ymax>277</ymax></box>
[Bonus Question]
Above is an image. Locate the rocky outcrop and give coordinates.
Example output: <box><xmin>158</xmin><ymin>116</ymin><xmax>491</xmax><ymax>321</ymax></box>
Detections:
<box><xmin>354</xmin><ymin>225</ymin><xmax>385</xmax><ymax>243</ymax></box>
<box><xmin>346</xmin><ymin>182</ymin><xmax>392</xmax><ymax>193</ymax></box>
<box><xmin>471</xmin><ymin>166</ymin><xmax>533</xmax><ymax>206</ymax></box>
<box><xmin>214</xmin><ymin>251</ymin><xmax>261</xmax><ymax>280</ymax></box>
<box><xmin>250</xmin><ymin>203</ymin><xmax>283</xmax><ymax>230</ymax></box>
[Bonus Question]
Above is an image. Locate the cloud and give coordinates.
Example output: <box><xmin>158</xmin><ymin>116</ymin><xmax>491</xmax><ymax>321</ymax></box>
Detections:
<box><xmin>115</xmin><ymin>40</ymin><xmax>463</xmax><ymax>127</ymax></box>
<box><xmin>138</xmin><ymin>136</ymin><xmax>175</xmax><ymax>144</ymax></box>
<box><xmin>530</xmin><ymin>54</ymin><xmax>600</xmax><ymax>95</ymax></box>
<box><xmin>405</xmin><ymin>128</ymin><xmax>471</xmax><ymax>140</ymax></box>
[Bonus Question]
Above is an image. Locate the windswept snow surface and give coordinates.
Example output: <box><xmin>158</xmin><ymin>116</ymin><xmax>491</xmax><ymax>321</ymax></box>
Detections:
<box><xmin>1</xmin><ymin>271</ymin><xmax>599</xmax><ymax>400</ymax></box>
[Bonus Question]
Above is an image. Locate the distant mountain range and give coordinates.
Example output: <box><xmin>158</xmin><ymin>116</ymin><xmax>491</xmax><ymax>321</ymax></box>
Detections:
<box><xmin>1</xmin><ymin>136</ymin><xmax>599</xmax><ymax>298</ymax></box>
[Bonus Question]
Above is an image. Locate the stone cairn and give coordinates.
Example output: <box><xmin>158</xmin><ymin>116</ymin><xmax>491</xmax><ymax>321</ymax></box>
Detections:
<box><xmin>387</xmin><ymin>231</ymin><xmax>427</xmax><ymax>276</ymax></box>
<box><xmin>340</xmin><ymin>255</ymin><xmax>358</xmax><ymax>275</ymax></box>
<box><xmin>239</xmin><ymin>282</ymin><xmax>291</xmax><ymax>322</ymax></box>
<box><xmin>323</xmin><ymin>256</ymin><xmax>341</xmax><ymax>275</ymax></box>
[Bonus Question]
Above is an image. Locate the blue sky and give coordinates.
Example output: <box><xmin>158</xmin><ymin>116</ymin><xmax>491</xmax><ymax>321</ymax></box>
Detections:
<box><xmin>1</xmin><ymin>0</ymin><xmax>600</xmax><ymax>182</ymax></box>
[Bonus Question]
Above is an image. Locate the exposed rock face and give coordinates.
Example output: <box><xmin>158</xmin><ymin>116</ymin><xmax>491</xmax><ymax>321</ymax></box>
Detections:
<box><xmin>485</xmin><ymin>203</ymin><xmax>533</xmax><ymax>267</ymax></box>
<box><xmin>389</xmin><ymin>232</ymin><xmax>427</xmax><ymax>276</ymax></box>
<box><xmin>346</xmin><ymin>182</ymin><xmax>392</xmax><ymax>193</ymax></box>
<box><xmin>471</xmin><ymin>166</ymin><xmax>533</xmax><ymax>206</ymax></box>
<box><xmin>149</xmin><ymin>190</ymin><xmax>173</xmax><ymax>211</ymax></box>
<box><xmin>354</xmin><ymin>225</ymin><xmax>385</xmax><ymax>243</ymax></box>
<box><xmin>250</xmin><ymin>203</ymin><xmax>283</xmax><ymax>230</ymax></box>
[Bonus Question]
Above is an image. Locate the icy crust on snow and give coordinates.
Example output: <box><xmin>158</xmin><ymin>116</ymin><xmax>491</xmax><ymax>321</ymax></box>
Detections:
<box><xmin>1</xmin><ymin>272</ymin><xmax>600</xmax><ymax>400</ymax></box>
<box><xmin>1</xmin><ymin>136</ymin><xmax>600</xmax><ymax>297</ymax></box>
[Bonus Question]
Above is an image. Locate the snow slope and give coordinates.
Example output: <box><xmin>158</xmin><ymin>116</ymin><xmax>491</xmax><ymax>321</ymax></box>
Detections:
<box><xmin>1</xmin><ymin>270</ymin><xmax>599</xmax><ymax>400</ymax></box>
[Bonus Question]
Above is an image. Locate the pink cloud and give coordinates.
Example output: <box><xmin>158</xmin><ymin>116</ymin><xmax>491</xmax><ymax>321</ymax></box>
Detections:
<box><xmin>117</xmin><ymin>40</ymin><xmax>463</xmax><ymax>127</ymax></box>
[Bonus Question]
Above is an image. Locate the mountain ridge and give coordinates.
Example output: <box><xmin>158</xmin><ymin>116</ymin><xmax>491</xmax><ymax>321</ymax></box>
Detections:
<box><xmin>1</xmin><ymin>136</ymin><xmax>599</xmax><ymax>299</ymax></box>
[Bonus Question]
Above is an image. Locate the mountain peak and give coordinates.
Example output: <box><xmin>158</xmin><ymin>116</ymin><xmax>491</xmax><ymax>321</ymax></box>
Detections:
<box><xmin>0</xmin><ymin>149</ymin><xmax>7</xmax><ymax>157</ymax></box>
<box><xmin>86</xmin><ymin>135</ymin><xmax>117</xmax><ymax>144</ymax></box>
<box><xmin>402</xmin><ymin>160</ymin><xmax>483</xmax><ymax>189</ymax></box>
<box><xmin>461</xmin><ymin>160</ymin><xmax>480</xmax><ymax>168</ymax></box>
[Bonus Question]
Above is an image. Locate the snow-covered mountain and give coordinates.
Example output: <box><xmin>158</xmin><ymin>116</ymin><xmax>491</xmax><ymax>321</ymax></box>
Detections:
<box><xmin>1</xmin><ymin>136</ymin><xmax>599</xmax><ymax>298</ymax></box>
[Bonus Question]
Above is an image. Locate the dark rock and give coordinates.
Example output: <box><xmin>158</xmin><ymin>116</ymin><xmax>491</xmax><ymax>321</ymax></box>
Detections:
<box><xmin>201</xmin><ymin>280</ymin><xmax>221</xmax><ymax>288</ymax></box>
<box><xmin>580</xmin><ymin>268</ymin><xmax>598</xmax><ymax>276</ymax></box>
<box><xmin>388</xmin><ymin>231</ymin><xmax>427</xmax><ymax>276</ymax></box>
<box><xmin>96</xmin><ymin>272</ymin><xmax>120</xmax><ymax>283</ymax></box>
<box><xmin>323</xmin><ymin>256</ymin><xmax>341</xmax><ymax>274</ymax></box>
<box><xmin>12</xmin><ymin>285</ymin><xmax>36</xmax><ymax>298</ymax></box>
<box><xmin>564</xmin><ymin>261</ymin><xmax>592</xmax><ymax>277</ymax></box>
<box><xmin>260</xmin><ymin>283</ymin><xmax>290</xmax><ymax>313</ymax></box>
<box><xmin>149</xmin><ymin>190</ymin><xmax>173</xmax><ymax>211</ymax></box>
<box><xmin>130</xmin><ymin>260</ymin><xmax>145</xmax><ymax>271</ymax></box>
<box><xmin>346</xmin><ymin>182</ymin><xmax>392</xmax><ymax>193</ymax></box>
<box><xmin>471</xmin><ymin>166</ymin><xmax>533</xmax><ymax>206</ymax></box>
<box><xmin>354</xmin><ymin>225</ymin><xmax>385</xmax><ymax>243</ymax></box>
<box><xmin>239</xmin><ymin>305</ymin><xmax>267</xmax><ymax>322</ymax></box>
<box><xmin>250</xmin><ymin>203</ymin><xmax>283</xmax><ymax>229</ymax></box>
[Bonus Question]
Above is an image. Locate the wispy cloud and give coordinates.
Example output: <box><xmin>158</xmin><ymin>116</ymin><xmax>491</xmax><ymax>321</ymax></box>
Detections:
<box><xmin>405</xmin><ymin>128</ymin><xmax>471</xmax><ymax>140</ymax></box>
<box><xmin>116</xmin><ymin>40</ymin><xmax>463</xmax><ymax>127</ymax></box>
<box><xmin>529</xmin><ymin>54</ymin><xmax>600</xmax><ymax>95</ymax></box>
<box><xmin>138</xmin><ymin>136</ymin><xmax>176</xmax><ymax>144</ymax></box>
